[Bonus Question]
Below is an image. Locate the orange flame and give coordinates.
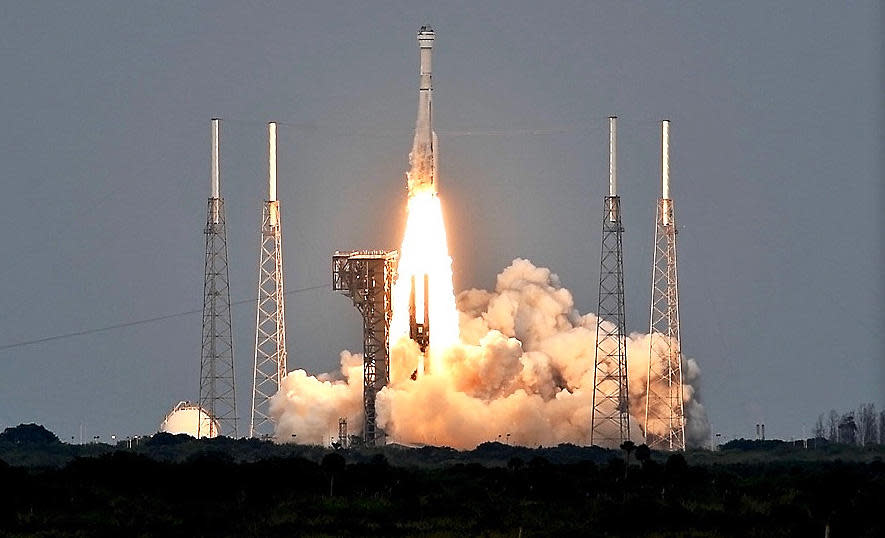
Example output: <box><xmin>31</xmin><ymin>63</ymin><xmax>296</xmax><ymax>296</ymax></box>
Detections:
<box><xmin>390</xmin><ymin>187</ymin><xmax>460</xmax><ymax>369</ymax></box>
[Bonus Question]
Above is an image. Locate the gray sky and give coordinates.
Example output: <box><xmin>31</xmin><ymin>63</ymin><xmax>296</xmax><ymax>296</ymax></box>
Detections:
<box><xmin>0</xmin><ymin>1</ymin><xmax>881</xmax><ymax>443</ymax></box>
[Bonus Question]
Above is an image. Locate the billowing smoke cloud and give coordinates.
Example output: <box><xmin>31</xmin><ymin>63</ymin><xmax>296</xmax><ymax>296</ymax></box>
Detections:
<box><xmin>271</xmin><ymin>258</ymin><xmax>710</xmax><ymax>449</ymax></box>
<box><xmin>270</xmin><ymin>351</ymin><xmax>364</xmax><ymax>444</ymax></box>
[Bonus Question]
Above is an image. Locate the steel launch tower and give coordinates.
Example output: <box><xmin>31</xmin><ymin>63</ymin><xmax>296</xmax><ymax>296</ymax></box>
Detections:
<box><xmin>645</xmin><ymin>120</ymin><xmax>686</xmax><ymax>451</ymax></box>
<box><xmin>250</xmin><ymin>122</ymin><xmax>289</xmax><ymax>438</ymax></box>
<box><xmin>332</xmin><ymin>250</ymin><xmax>398</xmax><ymax>446</ymax></box>
<box><xmin>590</xmin><ymin>116</ymin><xmax>630</xmax><ymax>447</ymax></box>
<box><xmin>198</xmin><ymin>119</ymin><xmax>238</xmax><ymax>438</ymax></box>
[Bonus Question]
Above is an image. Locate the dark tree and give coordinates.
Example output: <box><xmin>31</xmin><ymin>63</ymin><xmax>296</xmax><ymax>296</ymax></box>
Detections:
<box><xmin>144</xmin><ymin>432</ymin><xmax>191</xmax><ymax>446</ymax></box>
<box><xmin>620</xmin><ymin>440</ymin><xmax>636</xmax><ymax>464</ymax></box>
<box><xmin>528</xmin><ymin>456</ymin><xmax>550</xmax><ymax>469</ymax></box>
<box><xmin>635</xmin><ymin>444</ymin><xmax>651</xmax><ymax>467</ymax></box>
<box><xmin>857</xmin><ymin>403</ymin><xmax>877</xmax><ymax>446</ymax></box>
<box><xmin>813</xmin><ymin>414</ymin><xmax>826</xmax><ymax>439</ymax></box>
<box><xmin>838</xmin><ymin>414</ymin><xmax>857</xmax><ymax>445</ymax></box>
<box><xmin>879</xmin><ymin>410</ymin><xmax>885</xmax><ymax>445</ymax></box>
<box><xmin>665</xmin><ymin>453</ymin><xmax>688</xmax><ymax>476</ymax></box>
<box><xmin>620</xmin><ymin>440</ymin><xmax>636</xmax><ymax>478</ymax></box>
<box><xmin>321</xmin><ymin>452</ymin><xmax>346</xmax><ymax>497</ymax></box>
<box><xmin>0</xmin><ymin>423</ymin><xmax>60</xmax><ymax>445</ymax></box>
<box><xmin>827</xmin><ymin>410</ymin><xmax>839</xmax><ymax>441</ymax></box>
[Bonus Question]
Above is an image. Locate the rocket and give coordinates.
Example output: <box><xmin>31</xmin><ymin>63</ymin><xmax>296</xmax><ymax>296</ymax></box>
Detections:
<box><xmin>409</xmin><ymin>25</ymin><xmax>438</xmax><ymax>194</ymax></box>
<box><xmin>409</xmin><ymin>273</ymin><xmax>430</xmax><ymax>380</ymax></box>
<box><xmin>409</xmin><ymin>273</ymin><xmax>430</xmax><ymax>354</ymax></box>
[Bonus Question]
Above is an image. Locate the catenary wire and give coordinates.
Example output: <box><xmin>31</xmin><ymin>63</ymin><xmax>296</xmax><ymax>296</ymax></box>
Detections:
<box><xmin>0</xmin><ymin>283</ymin><xmax>328</xmax><ymax>353</ymax></box>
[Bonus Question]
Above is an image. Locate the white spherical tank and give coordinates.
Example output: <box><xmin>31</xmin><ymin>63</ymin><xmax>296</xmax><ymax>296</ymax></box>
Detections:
<box><xmin>159</xmin><ymin>401</ymin><xmax>219</xmax><ymax>438</ymax></box>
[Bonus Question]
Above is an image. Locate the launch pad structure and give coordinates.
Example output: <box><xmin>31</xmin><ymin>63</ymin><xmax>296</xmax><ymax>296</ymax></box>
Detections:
<box><xmin>645</xmin><ymin>120</ymin><xmax>686</xmax><ymax>451</ymax></box>
<box><xmin>590</xmin><ymin>116</ymin><xmax>630</xmax><ymax>447</ymax></box>
<box><xmin>332</xmin><ymin>250</ymin><xmax>398</xmax><ymax>446</ymax></box>
<box><xmin>198</xmin><ymin>119</ymin><xmax>238</xmax><ymax>438</ymax></box>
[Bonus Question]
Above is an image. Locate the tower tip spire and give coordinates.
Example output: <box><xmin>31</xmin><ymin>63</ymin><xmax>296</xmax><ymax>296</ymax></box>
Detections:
<box><xmin>662</xmin><ymin>120</ymin><xmax>671</xmax><ymax>200</ymax></box>
<box><xmin>210</xmin><ymin>119</ymin><xmax>220</xmax><ymax>201</ymax></box>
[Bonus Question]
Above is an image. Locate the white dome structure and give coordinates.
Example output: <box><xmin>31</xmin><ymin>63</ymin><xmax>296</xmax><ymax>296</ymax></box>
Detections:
<box><xmin>159</xmin><ymin>401</ymin><xmax>219</xmax><ymax>438</ymax></box>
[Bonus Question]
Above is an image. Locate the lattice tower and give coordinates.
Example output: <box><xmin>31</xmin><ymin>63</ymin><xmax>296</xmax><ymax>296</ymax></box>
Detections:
<box><xmin>198</xmin><ymin>118</ymin><xmax>237</xmax><ymax>437</ymax></box>
<box><xmin>645</xmin><ymin>120</ymin><xmax>686</xmax><ymax>451</ymax></box>
<box><xmin>591</xmin><ymin>116</ymin><xmax>630</xmax><ymax>447</ymax></box>
<box><xmin>250</xmin><ymin>122</ymin><xmax>288</xmax><ymax>438</ymax></box>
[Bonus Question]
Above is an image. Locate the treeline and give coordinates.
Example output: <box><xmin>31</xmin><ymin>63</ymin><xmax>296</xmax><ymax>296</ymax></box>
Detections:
<box><xmin>1</xmin><ymin>438</ymin><xmax>883</xmax><ymax>536</ymax></box>
<box><xmin>1</xmin><ymin>423</ymin><xmax>884</xmax><ymax>536</ymax></box>
<box><xmin>813</xmin><ymin>402</ymin><xmax>884</xmax><ymax>446</ymax></box>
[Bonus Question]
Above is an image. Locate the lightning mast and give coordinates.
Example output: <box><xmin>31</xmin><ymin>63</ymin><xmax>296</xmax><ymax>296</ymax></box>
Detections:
<box><xmin>250</xmin><ymin>122</ymin><xmax>288</xmax><ymax>438</ymax></box>
<box><xmin>590</xmin><ymin>116</ymin><xmax>630</xmax><ymax>447</ymax></box>
<box><xmin>198</xmin><ymin>118</ymin><xmax>238</xmax><ymax>438</ymax></box>
<box><xmin>645</xmin><ymin>120</ymin><xmax>686</xmax><ymax>451</ymax></box>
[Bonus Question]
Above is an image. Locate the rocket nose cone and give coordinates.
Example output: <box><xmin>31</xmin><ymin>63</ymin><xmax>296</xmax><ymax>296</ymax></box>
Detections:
<box><xmin>418</xmin><ymin>25</ymin><xmax>435</xmax><ymax>42</ymax></box>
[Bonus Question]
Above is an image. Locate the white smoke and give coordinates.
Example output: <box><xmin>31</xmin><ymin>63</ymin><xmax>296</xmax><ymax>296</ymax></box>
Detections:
<box><xmin>271</xmin><ymin>258</ymin><xmax>710</xmax><ymax>448</ymax></box>
<box><xmin>270</xmin><ymin>351</ymin><xmax>364</xmax><ymax>444</ymax></box>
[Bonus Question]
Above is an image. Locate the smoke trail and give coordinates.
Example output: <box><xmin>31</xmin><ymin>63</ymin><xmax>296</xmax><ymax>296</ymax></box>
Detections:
<box><xmin>271</xmin><ymin>258</ymin><xmax>710</xmax><ymax>448</ymax></box>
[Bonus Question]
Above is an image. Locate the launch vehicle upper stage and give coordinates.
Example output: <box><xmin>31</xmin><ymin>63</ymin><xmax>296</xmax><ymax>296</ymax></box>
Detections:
<box><xmin>411</xmin><ymin>25</ymin><xmax>438</xmax><ymax>192</ymax></box>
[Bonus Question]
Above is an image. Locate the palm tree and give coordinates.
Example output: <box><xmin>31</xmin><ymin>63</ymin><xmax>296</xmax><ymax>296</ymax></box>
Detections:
<box><xmin>635</xmin><ymin>443</ymin><xmax>651</xmax><ymax>468</ymax></box>
<box><xmin>321</xmin><ymin>452</ymin><xmax>346</xmax><ymax>497</ymax></box>
<box><xmin>620</xmin><ymin>440</ymin><xmax>636</xmax><ymax>478</ymax></box>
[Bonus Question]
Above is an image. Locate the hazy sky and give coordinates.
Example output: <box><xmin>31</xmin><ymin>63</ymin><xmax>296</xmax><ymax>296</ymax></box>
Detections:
<box><xmin>0</xmin><ymin>1</ymin><xmax>881</xmax><ymax>443</ymax></box>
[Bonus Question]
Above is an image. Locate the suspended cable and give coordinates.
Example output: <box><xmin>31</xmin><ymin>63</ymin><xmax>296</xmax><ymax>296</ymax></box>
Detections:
<box><xmin>0</xmin><ymin>283</ymin><xmax>328</xmax><ymax>353</ymax></box>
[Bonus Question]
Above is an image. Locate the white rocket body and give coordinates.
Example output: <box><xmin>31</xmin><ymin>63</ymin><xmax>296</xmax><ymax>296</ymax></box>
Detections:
<box><xmin>410</xmin><ymin>25</ymin><xmax>437</xmax><ymax>194</ymax></box>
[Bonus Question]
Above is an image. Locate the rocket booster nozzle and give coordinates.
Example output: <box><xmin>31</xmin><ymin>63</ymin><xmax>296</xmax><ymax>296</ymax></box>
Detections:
<box><xmin>409</xmin><ymin>273</ymin><xmax>430</xmax><ymax>355</ymax></box>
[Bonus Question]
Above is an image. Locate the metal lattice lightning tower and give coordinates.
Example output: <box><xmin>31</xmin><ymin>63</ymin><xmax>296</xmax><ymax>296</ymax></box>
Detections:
<box><xmin>198</xmin><ymin>119</ymin><xmax>238</xmax><ymax>438</ymax></box>
<box><xmin>332</xmin><ymin>250</ymin><xmax>397</xmax><ymax>446</ymax></box>
<box><xmin>591</xmin><ymin>116</ymin><xmax>630</xmax><ymax>447</ymax></box>
<box><xmin>250</xmin><ymin>122</ymin><xmax>288</xmax><ymax>438</ymax></box>
<box><xmin>645</xmin><ymin>120</ymin><xmax>686</xmax><ymax>451</ymax></box>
